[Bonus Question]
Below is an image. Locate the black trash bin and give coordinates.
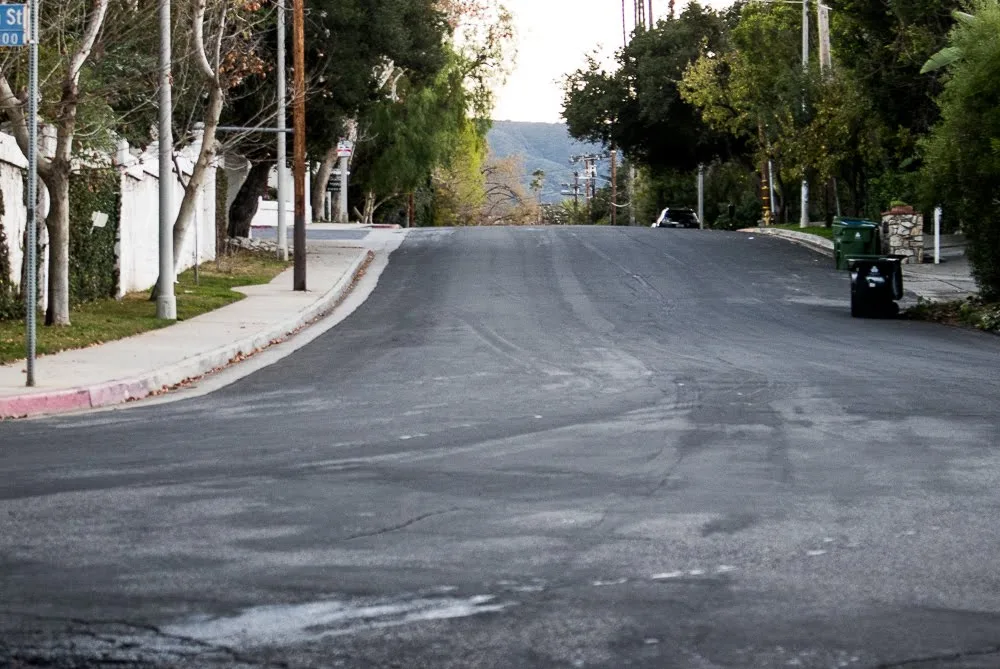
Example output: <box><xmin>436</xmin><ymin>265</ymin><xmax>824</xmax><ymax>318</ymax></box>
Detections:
<box><xmin>848</xmin><ymin>255</ymin><xmax>905</xmax><ymax>318</ymax></box>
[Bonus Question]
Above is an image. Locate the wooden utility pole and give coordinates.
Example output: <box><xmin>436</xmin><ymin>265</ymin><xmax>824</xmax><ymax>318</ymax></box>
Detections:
<box><xmin>573</xmin><ymin>171</ymin><xmax>580</xmax><ymax>217</ymax></box>
<box><xmin>611</xmin><ymin>148</ymin><xmax>618</xmax><ymax>226</ymax></box>
<box><xmin>622</xmin><ymin>0</ymin><xmax>627</xmax><ymax>46</ymax></box>
<box><xmin>292</xmin><ymin>0</ymin><xmax>306</xmax><ymax>290</ymax></box>
<box><xmin>585</xmin><ymin>157</ymin><xmax>594</xmax><ymax>222</ymax></box>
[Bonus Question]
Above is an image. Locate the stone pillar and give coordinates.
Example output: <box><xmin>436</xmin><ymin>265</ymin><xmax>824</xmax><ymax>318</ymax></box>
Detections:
<box><xmin>881</xmin><ymin>205</ymin><xmax>924</xmax><ymax>264</ymax></box>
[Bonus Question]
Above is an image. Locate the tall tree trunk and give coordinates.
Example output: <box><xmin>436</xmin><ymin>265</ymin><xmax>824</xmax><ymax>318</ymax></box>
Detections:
<box><xmin>311</xmin><ymin>146</ymin><xmax>337</xmax><ymax>221</ymax></box>
<box><xmin>228</xmin><ymin>161</ymin><xmax>272</xmax><ymax>238</ymax></box>
<box><xmin>172</xmin><ymin>85</ymin><xmax>223</xmax><ymax>271</ymax></box>
<box><xmin>42</xmin><ymin>169</ymin><xmax>70</xmax><ymax>326</ymax></box>
<box><xmin>19</xmin><ymin>214</ymin><xmax>45</xmax><ymax>308</ymax></box>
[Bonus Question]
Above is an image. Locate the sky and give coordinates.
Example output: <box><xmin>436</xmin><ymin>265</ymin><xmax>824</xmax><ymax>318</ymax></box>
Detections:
<box><xmin>492</xmin><ymin>0</ymin><xmax>730</xmax><ymax>124</ymax></box>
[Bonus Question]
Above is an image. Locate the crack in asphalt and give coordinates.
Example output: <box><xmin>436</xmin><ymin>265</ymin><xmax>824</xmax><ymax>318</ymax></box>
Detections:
<box><xmin>340</xmin><ymin>506</ymin><xmax>469</xmax><ymax>541</ymax></box>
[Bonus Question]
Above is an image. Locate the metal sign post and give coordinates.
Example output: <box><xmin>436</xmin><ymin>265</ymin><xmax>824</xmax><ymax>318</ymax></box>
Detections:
<box><xmin>17</xmin><ymin>0</ymin><xmax>38</xmax><ymax>387</ymax></box>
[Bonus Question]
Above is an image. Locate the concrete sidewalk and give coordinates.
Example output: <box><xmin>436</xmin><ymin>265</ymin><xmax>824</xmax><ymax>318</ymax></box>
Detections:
<box><xmin>743</xmin><ymin>227</ymin><xmax>978</xmax><ymax>303</ymax></box>
<box><xmin>0</xmin><ymin>230</ymin><xmax>404</xmax><ymax>419</ymax></box>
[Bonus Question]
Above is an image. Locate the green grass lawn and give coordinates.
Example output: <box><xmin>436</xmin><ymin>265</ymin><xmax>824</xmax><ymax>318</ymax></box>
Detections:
<box><xmin>773</xmin><ymin>224</ymin><xmax>835</xmax><ymax>240</ymax></box>
<box><xmin>0</xmin><ymin>250</ymin><xmax>290</xmax><ymax>365</ymax></box>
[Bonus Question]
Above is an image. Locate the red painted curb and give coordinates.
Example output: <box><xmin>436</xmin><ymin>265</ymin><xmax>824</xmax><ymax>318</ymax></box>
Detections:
<box><xmin>0</xmin><ymin>388</ymin><xmax>92</xmax><ymax>419</ymax></box>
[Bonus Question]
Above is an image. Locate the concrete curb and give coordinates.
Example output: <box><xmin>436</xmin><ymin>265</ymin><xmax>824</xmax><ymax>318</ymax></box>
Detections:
<box><xmin>0</xmin><ymin>251</ymin><xmax>371</xmax><ymax>420</ymax></box>
<box><xmin>740</xmin><ymin>227</ymin><xmax>834</xmax><ymax>256</ymax></box>
<box><xmin>739</xmin><ymin>227</ymin><xmax>980</xmax><ymax>304</ymax></box>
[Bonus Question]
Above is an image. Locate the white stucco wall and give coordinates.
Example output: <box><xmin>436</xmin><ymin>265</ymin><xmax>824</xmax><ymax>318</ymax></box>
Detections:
<box><xmin>0</xmin><ymin>133</ymin><xmax>27</xmax><ymax>286</ymax></box>
<box><xmin>117</xmin><ymin>143</ymin><xmax>217</xmax><ymax>296</ymax></box>
<box><xmin>0</xmin><ymin>130</ymin><xmax>218</xmax><ymax>300</ymax></box>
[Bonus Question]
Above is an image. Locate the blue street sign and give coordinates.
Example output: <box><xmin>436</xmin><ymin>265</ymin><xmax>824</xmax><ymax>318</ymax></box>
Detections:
<box><xmin>0</xmin><ymin>4</ymin><xmax>28</xmax><ymax>47</ymax></box>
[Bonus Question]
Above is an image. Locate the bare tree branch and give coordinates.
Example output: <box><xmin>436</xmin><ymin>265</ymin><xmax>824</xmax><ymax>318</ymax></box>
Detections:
<box><xmin>192</xmin><ymin>0</ymin><xmax>217</xmax><ymax>82</ymax></box>
<box><xmin>68</xmin><ymin>0</ymin><xmax>112</xmax><ymax>87</ymax></box>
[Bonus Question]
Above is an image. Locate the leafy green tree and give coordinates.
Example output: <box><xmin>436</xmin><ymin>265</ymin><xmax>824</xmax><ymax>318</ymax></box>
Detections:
<box><xmin>220</xmin><ymin>0</ymin><xmax>453</xmax><ymax>233</ymax></box>
<box><xmin>346</xmin><ymin>0</ymin><xmax>512</xmax><ymax>225</ymax></box>
<box><xmin>563</xmin><ymin>2</ymin><xmax>730</xmax><ymax>173</ymax></box>
<box><xmin>558</xmin><ymin>199</ymin><xmax>590</xmax><ymax>226</ymax></box>
<box><xmin>830</xmin><ymin>0</ymin><xmax>961</xmax><ymax>214</ymax></box>
<box><xmin>921</xmin><ymin>0</ymin><xmax>1000</xmax><ymax>298</ymax></box>
<box><xmin>433</xmin><ymin>122</ymin><xmax>489</xmax><ymax>225</ymax></box>
<box><xmin>351</xmin><ymin>55</ymin><xmax>477</xmax><ymax>223</ymax></box>
<box><xmin>680</xmin><ymin>2</ymin><xmax>814</xmax><ymax>223</ymax></box>
<box><xmin>835</xmin><ymin>0</ymin><xmax>959</xmax><ymax>149</ymax></box>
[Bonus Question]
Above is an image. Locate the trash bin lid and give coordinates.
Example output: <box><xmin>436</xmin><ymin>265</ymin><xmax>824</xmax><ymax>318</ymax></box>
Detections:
<box><xmin>833</xmin><ymin>217</ymin><xmax>878</xmax><ymax>228</ymax></box>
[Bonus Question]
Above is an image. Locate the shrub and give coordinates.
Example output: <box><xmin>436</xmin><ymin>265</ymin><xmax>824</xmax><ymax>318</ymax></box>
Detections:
<box><xmin>922</xmin><ymin>0</ymin><xmax>1000</xmax><ymax>299</ymax></box>
<box><xmin>68</xmin><ymin>168</ymin><xmax>119</xmax><ymax>305</ymax></box>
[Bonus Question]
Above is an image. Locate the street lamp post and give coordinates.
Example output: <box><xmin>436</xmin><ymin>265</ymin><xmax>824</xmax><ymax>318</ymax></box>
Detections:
<box><xmin>157</xmin><ymin>0</ymin><xmax>176</xmax><ymax>320</ymax></box>
<box><xmin>276</xmin><ymin>0</ymin><xmax>288</xmax><ymax>261</ymax></box>
<box><xmin>292</xmin><ymin>0</ymin><xmax>306</xmax><ymax>291</ymax></box>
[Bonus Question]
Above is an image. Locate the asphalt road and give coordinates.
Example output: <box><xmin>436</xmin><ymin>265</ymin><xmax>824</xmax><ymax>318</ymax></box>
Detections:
<box><xmin>3</xmin><ymin>226</ymin><xmax>1000</xmax><ymax>669</ymax></box>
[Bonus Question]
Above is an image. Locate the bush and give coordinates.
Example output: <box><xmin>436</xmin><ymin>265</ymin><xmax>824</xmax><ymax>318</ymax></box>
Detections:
<box><xmin>921</xmin><ymin>0</ymin><xmax>1000</xmax><ymax>299</ymax></box>
<box><xmin>68</xmin><ymin>168</ymin><xmax>119</xmax><ymax>305</ymax></box>
<box><xmin>906</xmin><ymin>295</ymin><xmax>1000</xmax><ymax>333</ymax></box>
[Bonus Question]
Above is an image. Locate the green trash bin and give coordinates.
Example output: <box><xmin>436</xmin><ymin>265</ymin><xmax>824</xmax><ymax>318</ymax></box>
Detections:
<box><xmin>833</xmin><ymin>218</ymin><xmax>880</xmax><ymax>270</ymax></box>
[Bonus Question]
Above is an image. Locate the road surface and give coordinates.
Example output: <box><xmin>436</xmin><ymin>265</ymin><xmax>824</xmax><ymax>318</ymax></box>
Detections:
<box><xmin>3</xmin><ymin>227</ymin><xmax>1000</xmax><ymax>668</ymax></box>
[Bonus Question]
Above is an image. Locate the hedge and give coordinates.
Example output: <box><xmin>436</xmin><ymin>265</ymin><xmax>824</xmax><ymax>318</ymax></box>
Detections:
<box><xmin>68</xmin><ymin>168</ymin><xmax>119</xmax><ymax>305</ymax></box>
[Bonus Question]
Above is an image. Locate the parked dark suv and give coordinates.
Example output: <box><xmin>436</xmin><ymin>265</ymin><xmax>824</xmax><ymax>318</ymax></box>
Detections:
<box><xmin>652</xmin><ymin>207</ymin><xmax>700</xmax><ymax>229</ymax></box>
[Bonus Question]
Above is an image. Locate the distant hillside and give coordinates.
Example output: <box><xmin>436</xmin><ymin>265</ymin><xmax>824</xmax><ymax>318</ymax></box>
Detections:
<box><xmin>486</xmin><ymin>121</ymin><xmax>606</xmax><ymax>204</ymax></box>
